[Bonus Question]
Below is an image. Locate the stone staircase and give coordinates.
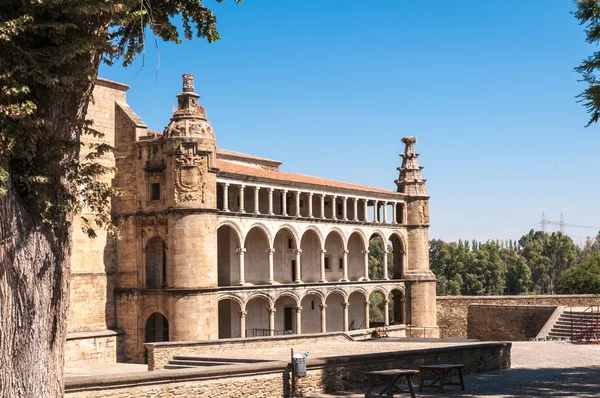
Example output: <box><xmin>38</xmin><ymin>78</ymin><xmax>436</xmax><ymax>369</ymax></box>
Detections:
<box><xmin>164</xmin><ymin>356</ymin><xmax>266</xmax><ymax>370</ymax></box>
<box><xmin>541</xmin><ymin>306</ymin><xmax>600</xmax><ymax>342</ymax></box>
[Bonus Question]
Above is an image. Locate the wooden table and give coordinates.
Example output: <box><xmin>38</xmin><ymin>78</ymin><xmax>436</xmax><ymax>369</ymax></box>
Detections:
<box><xmin>363</xmin><ymin>369</ymin><xmax>418</xmax><ymax>398</ymax></box>
<box><xmin>418</xmin><ymin>364</ymin><xmax>465</xmax><ymax>393</ymax></box>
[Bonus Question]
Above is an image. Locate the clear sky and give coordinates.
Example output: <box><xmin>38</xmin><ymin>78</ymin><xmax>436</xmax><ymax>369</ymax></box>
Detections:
<box><xmin>99</xmin><ymin>0</ymin><xmax>600</xmax><ymax>243</ymax></box>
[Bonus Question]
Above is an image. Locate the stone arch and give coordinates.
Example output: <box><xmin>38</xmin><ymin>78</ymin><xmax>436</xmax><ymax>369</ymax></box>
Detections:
<box><xmin>348</xmin><ymin>289</ymin><xmax>368</xmax><ymax>330</ymax></box>
<box><xmin>274</xmin><ymin>292</ymin><xmax>301</xmax><ymax>334</ymax></box>
<box><xmin>325</xmin><ymin>289</ymin><xmax>346</xmax><ymax>333</ymax></box>
<box><xmin>218</xmin><ymin>296</ymin><xmax>243</xmax><ymax>339</ymax></box>
<box><xmin>324</xmin><ymin>229</ymin><xmax>345</xmax><ymax>281</ymax></box>
<box><xmin>347</xmin><ymin>230</ymin><xmax>367</xmax><ymax>281</ymax></box>
<box><xmin>367</xmin><ymin>230</ymin><xmax>389</xmax><ymax>281</ymax></box>
<box><xmin>141</xmin><ymin>231</ymin><xmax>169</xmax><ymax>250</ymax></box>
<box><xmin>145</xmin><ymin>236</ymin><xmax>166</xmax><ymax>289</ymax></box>
<box><xmin>273</xmin><ymin>226</ymin><xmax>300</xmax><ymax>284</ymax></box>
<box><xmin>244</xmin><ymin>225</ymin><xmax>271</xmax><ymax>285</ymax></box>
<box><xmin>348</xmin><ymin>228</ymin><xmax>368</xmax><ymax>249</ymax></box>
<box><xmin>274</xmin><ymin>224</ymin><xmax>300</xmax><ymax>248</ymax></box>
<box><xmin>300</xmin><ymin>228</ymin><xmax>323</xmax><ymax>283</ymax></box>
<box><xmin>300</xmin><ymin>289</ymin><xmax>326</xmax><ymax>305</ymax></box>
<box><xmin>388</xmin><ymin>231</ymin><xmax>406</xmax><ymax>279</ymax></box>
<box><xmin>140</xmin><ymin>306</ymin><xmax>169</xmax><ymax>330</ymax></box>
<box><xmin>368</xmin><ymin>289</ymin><xmax>387</xmax><ymax>326</ymax></box>
<box><xmin>369</xmin><ymin>286</ymin><xmax>389</xmax><ymax>299</ymax></box>
<box><xmin>325</xmin><ymin>227</ymin><xmax>347</xmax><ymax>249</ymax></box>
<box><xmin>218</xmin><ymin>223</ymin><xmax>243</xmax><ymax>286</ymax></box>
<box><xmin>299</xmin><ymin>226</ymin><xmax>324</xmax><ymax>249</ymax></box>
<box><xmin>389</xmin><ymin>287</ymin><xmax>407</xmax><ymax>325</ymax></box>
<box><xmin>217</xmin><ymin>221</ymin><xmax>243</xmax><ymax>245</ymax></box>
<box><xmin>245</xmin><ymin>293</ymin><xmax>273</xmax><ymax>337</ymax></box>
<box><xmin>244</xmin><ymin>222</ymin><xmax>273</xmax><ymax>247</ymax></box>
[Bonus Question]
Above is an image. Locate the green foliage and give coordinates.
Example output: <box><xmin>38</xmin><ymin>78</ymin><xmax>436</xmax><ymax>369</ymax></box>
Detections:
<box><xmin>555</xmin><ymin>255</ymin><xmax>600</xmax><ymax>294</ymax></box>
<box><xmin>0</xmin><ymin>0</ymin><xmax>240</xmax><ymax>238</ymax></box>
<box><xmin>574</xmin><ymin>0</ymin><xmax>600</xmax><ymax>125</ymax></box>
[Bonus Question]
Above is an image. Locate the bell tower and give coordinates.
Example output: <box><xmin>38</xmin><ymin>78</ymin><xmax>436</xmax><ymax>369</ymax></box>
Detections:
<box><xmin>396</xmin><ymin>136</ymin><xmax>438</xmax><ymax>337</ymax></box>
<box><xmin>164</xmin><ymin>74</ymin><xmax>218</xmax><ymax>341</ymax></box>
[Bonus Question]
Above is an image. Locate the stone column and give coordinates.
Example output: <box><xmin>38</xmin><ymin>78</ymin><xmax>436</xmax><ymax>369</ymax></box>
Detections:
<box><xmin>239</xmin><ymin>185</ymin><xmax>246</xmax><ymax>213</ymax></box>
<box><xmin>342</xmin><ymin>249</ymin><xmax>349</xmax><ymax>281</ymax></box>
<box><xmin>342</xmin><ymin>196</ymin><xmax>348</xmax><ymax>220</ymax></box>
<box><xmin>236</xmin><ymin>247</ymin><xmax>246</xmax><ymax>285</ymax></box>
<box><xmin>320</xmin><ymin>304</ymin><xmax>327</xmax><ymax>333</ymax></box>
<box><xmin>364</xmin><ymin>301</ymin><xmax>370</xmax><ymax>329</ymax></box>
<box><xmin>296</xmin><ymin>306</ymin><xmax>302</xmax><ymax>334</ymax></box>
<box><xmin>342</xmin><ymin>302</ymin><xmax>349</xmax><ymax>332</ymax></box>
<box><xmin>294</xmin><ymin>249</ymin><xmax>302</xmax><ymax>283</ymax></box>
<box><xmin>282</xmin><ymin>190</ymin><xmax>288</xmax><ymax>216</ymax></box>
<box><xmin>319</xmin><ymin>249</ymin><xmax>327</xmax><ymax>282</ymax></box>
<box><xmin>254</xmin><ymin>186</ymin><xmax>260</xmax><ymax>214</ymax></box>
<box><xmin>239</xmin><ymin>311</ymin><xmax>247</xmax><ymax>338</ymax></box>
<box><xmin>363</xmin><ymin>199</ymin><xmax>368</xmax><ymax>222</ymax></box>
<box><xmin>353</xmin><ymin>198</ymin><xmax>359</xmax><ymax>221</ymax></box>
<box><xmin>363</xmin><ymin>249</ymin><xmax>370</xmax><ymax>281</ymax></box>
<box><xmin>383</xmin><ymin>299</ymin><xmax>389</xmax><ymax>326</ymax></box>
<box><xmin>382</xmin><ymin>201</ymin><xmax>387</xmax><ymax>223</ymax></box>
<box><xmin>223</xmin><ymin>183</ymin><xmax>230</xmax><ymax>212</ymax></box>
<box><xmin>373</xmin><ymin>200</ymin><xmax>378</xmax><ymax>222</ymax></box>
<box><xmin>331</xmin><ymin>196</ymin><xmax>337</xmax><ymax>220</ymax></box>
<box><xmin>308</xmin><ymin>193</ymin><xmax>314</xmax><ymax>218</ymax></box>
<box><xmin>268</xmin><ymin>308</ymin><xmax>276</xmax><ymax>336</ymax></box>
<box><xmin>383</xmin><ymin>248</ymin><xmax>389</xmax><ymax>280</ymax></box>
<box><xmin>268</xmin><ymin>188</ymin><xmax>274</xmax><ymax>215</ymax></box>
<box><xmin>320</xmin><ymin>194</ymin><xmax>326</xmax><ymax>219</ymax></box>
<box><xmin>295</xmin><ymin>191</ymin><xmax>301</xmax><ymax>217</ymax></box>
<box><xmin>267</xmin><ymin>248</ymin><xmax>275</xmax><ymax>284</ymax></box>
<box><xmin>392</xmin><ymin>202</ymin><xmax>397</xmax><ymax>224</ymax></box>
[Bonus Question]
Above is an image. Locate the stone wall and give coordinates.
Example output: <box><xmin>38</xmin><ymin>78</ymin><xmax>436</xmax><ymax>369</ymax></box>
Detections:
<box><xmin>65</xmin><ymin>330</ymin><xmax>123</xmax><ymax>367</ymax></box>
<box><xmin>467</xmin><ymin>305</ymin><xmax>556</xmax><ymax>341</ymax></box>
<box><xmin>146</xmin><ymin>333</ymin><xmax>353</xmax><ymax>370</ymax></box>
<box><xmin>66</xmin><ymin>342</ymin><xmax>510</xmax><ymax>398</ymax></box>
<box><xmin>437</xmin><ymin>295</ymin><xmax>600</xmax><ymax>339</ymax></box>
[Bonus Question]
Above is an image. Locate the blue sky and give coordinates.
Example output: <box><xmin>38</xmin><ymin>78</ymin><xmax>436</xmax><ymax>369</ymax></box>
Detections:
<box><xmin>99</xmin><ymin>0</ymin><xmax>600</xmax><ymax>243</ymax></box>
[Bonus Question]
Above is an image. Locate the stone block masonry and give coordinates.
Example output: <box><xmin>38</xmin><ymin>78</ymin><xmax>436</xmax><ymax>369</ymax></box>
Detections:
<box><xmin>467</xmin><ymin>305</ymin><xmax>556</xmax><ymax>341</ymax></box>
<box><xmin>65</xmin><ymin>342</ymin><xmax>510</xmax><ymax>398</ymax></box>
<box><xmin>437</xmin><ymin>295</ymin><xmax>600</xmax><ymax>339</ymax></box>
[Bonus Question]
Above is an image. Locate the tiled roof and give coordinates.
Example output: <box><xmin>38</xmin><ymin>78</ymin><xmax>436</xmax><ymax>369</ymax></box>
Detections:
<box><xmin>216</xmin><ymin>159</ymin><xmax>404</xmax><ymax>197</ymax></box>
<box><xmin>216</xmin><ymin>149</ymin><xmax>282</xmax><ymax>165</ymax></box>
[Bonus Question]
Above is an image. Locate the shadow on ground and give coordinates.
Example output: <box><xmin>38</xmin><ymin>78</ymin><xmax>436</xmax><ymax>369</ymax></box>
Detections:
<box><xmin>305</xmin><ymin>366</ymin><xmax>600</xmax><ymax>397</ymax></box>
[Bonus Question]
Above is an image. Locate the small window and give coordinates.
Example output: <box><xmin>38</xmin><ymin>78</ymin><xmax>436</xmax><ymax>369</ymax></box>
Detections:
<box><xmin>288</xmin><ymin>238</ymin><xmax>293</xmax><ymax>249</ymax></box>
<box><xmin>325</xmin><ymin>257</ymin><xmax>330</xmax><ymax>270</ymax></box>
<box><xmin>150</xmin><ymin>183</ymin><xmax>160</xmax><ymax>201</ymax></box>
<box><xmin>339</xmin><ymin>258</ymin><xmax>344</xmax><ymax>270</ymax></box>
<box><xmin>311</xmin><ymin>300</ymin><xmax>315</xmax><ymax>310</ymax></box>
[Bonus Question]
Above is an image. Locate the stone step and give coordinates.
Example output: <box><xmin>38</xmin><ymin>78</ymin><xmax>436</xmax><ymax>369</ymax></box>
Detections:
<box><xmin>168</xmin><ymin>359</ymin><xmax>232</xmax><ymax>367</ymax></box>
<box><xmin>164</xmin><ymin>364</ymin><xmax>195</xmax><ymax>370</ymax></box>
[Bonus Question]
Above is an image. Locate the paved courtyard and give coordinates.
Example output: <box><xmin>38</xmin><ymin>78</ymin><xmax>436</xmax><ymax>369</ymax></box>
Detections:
<box><xmin>309</xmin><ymin>341</ymin><xmax>600</xmax><ymax>397</ymax></box>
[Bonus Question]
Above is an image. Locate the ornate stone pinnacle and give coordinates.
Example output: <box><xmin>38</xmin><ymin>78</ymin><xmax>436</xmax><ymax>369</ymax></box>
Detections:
<box><xmin>401</xmin><ymin>136</ymin><xmax>417</xmax><ymax>145</ymax></box>
<box><xmin>182</xmin><ymin>74</ymin><xmax>194</xmax><ymax>93</ymax></box>
<box><xmin>396</xmin><ymin>136</ymin><xmax>427</xmax><ymax>196</ymax></box>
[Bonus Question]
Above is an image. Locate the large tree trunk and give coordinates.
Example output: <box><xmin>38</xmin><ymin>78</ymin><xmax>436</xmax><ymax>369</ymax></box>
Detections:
<box><xmin>0</xmin><ymin>58</ymin><xmax>100</xmax><ymax>396</ymax></box>
<box><xmin>0</xmin><ymin>171</ymin><xmax>71</xmax><ymax>397</ymax></box>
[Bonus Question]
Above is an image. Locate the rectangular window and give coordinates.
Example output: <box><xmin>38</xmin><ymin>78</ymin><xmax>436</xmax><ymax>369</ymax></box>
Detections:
<box><xmin>150</xmin><ymin>183</ymin><xmax>160</xmax><ymax>201</ymax></box>
<box><xmin>339</xmin><ymin>258</ymin><xmax>344</xmax><ymax>270</ymax></box>
<box><xmin>325</xmin><ymin>257</ymin><xmax>330</xmax><ymax>270</ymax></box>
<box><xmin>288</xmin><ymin>238</ymin><xmax>293</xmax><ymax>249</ymax></box>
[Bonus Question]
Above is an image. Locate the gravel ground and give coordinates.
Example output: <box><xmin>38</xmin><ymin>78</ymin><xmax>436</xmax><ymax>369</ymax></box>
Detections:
<box><xmin>310</xmin><ymin>341</ymin><xmax>600</xmax><ymax>398</ymax></box>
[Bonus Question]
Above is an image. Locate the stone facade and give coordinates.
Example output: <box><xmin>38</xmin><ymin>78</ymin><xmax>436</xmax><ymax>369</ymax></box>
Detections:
<box><xmin>437</xmin><ymin>295</ymin><xmax>600</xmax><ymax>339</ymax></box>
<box><xmin>467</xmin><ymin>305</ymin><xmax>556</xmax><ymax>341</ymax></box>
<box><xmin>67</xmin><ymin>74</ymin><xmax>438</xmax><ymax>365</ymax></box>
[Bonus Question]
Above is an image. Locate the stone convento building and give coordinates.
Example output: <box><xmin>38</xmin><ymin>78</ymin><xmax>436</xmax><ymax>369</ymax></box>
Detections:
<box><xmin>65</xmin><ymin>74</ymin><xmax>438</xmax><ymax>366</ymax></box>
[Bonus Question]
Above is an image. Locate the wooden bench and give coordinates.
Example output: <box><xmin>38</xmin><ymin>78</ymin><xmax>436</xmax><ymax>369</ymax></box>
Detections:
<box><xmin>363</xmin><ymin>369</ymin><xmax>418</xmax><ymax>398</ymax></box>
<box><xmin>418</xmin><ymin>364</ymin><xmax>465</xmax><ymax>393</ymax></box>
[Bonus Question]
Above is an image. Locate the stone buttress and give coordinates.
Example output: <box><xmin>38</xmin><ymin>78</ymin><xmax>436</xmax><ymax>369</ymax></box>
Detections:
<box><xmin>395</xmin><ymin>136</ymin><xmax>438</xmax><ymax>337</ymax></box>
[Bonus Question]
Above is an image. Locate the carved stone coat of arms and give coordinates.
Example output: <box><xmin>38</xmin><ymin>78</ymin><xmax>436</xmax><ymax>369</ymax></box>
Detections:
<box><xmin>173</xmin><ymin>142</ymin><xmax>207</xmax><ymax>204</ymax></box>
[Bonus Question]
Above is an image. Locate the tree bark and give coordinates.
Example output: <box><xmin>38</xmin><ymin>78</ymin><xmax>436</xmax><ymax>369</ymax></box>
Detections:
<box><xmin>0</xmin><ymin>169</ymin><xmax>71</xmax><ymax>398</ymax></box>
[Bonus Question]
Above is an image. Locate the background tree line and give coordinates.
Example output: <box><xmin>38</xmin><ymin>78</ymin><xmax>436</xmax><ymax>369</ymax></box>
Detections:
<box><xmin>430</xmin><ymin>230</ymin><xmax>600</xmax><ymax>296</ymax></box>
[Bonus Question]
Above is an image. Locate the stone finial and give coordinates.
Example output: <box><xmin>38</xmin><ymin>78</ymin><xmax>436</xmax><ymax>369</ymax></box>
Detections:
<box><xmin>182</xmin><ymin>74</ymin><xmax>195</xmax><ymax>93</ymax></box>
<box><xmin>395</xmin><ymin>136</ymin><xmax>427</xmax><ymax>196</ymax></box>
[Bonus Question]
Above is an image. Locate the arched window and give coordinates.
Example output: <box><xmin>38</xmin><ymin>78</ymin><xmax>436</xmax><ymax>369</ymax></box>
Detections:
<box><xmin>145</xmin><ymin>313</ymin><xmax>169</xmax><ymax>342</ymax></box>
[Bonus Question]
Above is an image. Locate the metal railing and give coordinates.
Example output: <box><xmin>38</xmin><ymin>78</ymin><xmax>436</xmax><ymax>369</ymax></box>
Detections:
<box><xmin>245</xmin><ymin>328</ymin><xmax>293</xmax><ymax>337</ymax></box>
<box><xmin>570</xmin><ymin>305</ymin><xmax>600</xmax><ymax>344</ymax></box>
